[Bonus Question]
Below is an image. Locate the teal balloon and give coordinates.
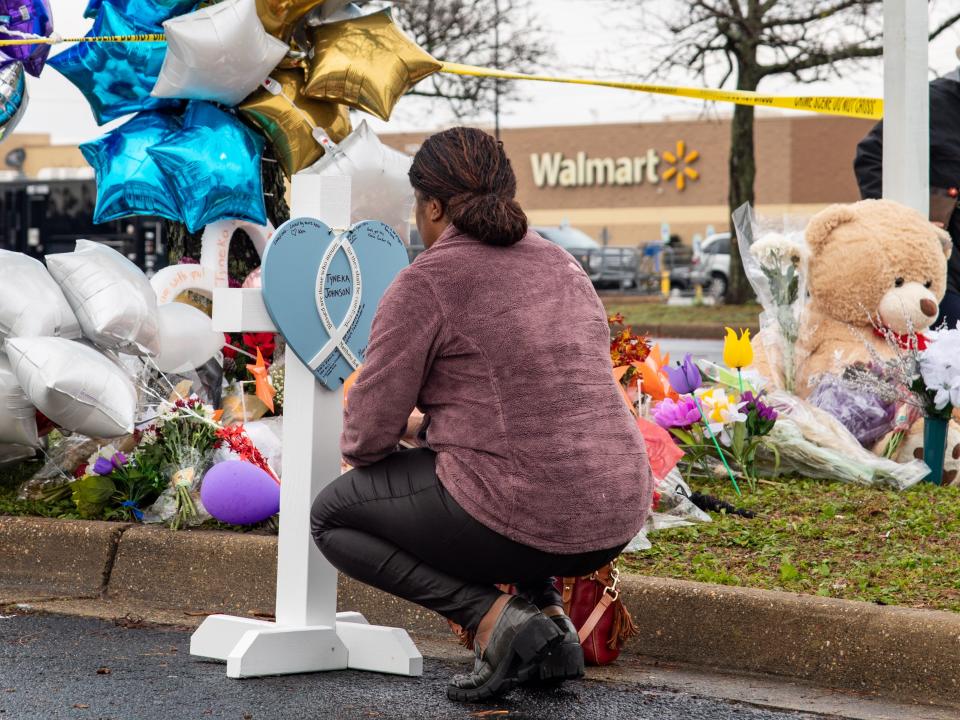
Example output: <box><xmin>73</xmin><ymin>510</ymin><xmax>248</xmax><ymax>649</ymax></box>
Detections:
<box><xmin>84</xmin><ymin>0</ymin><xmax>199</xmax><ymax>26</ymax></box>
<box><xmin>80</xmin><ymin>112</ymin><xmax>184</xmax><ymax>224</ymax></box>
<box><xmin>47</xmin><ymin>3</ymin><xmax>177</xmax><ymax>125</ymax></box>
<box><xmin>148</xmin><ymin>102</ymin><xmax>267</xmax><ymax>233</ymax></box>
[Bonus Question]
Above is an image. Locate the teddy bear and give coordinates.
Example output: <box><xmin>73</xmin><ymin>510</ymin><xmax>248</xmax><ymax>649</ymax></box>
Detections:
<box><xmin>792</xmin><ymin>198</ymin><xmax>960</xmax><ymax>484</ymax></box>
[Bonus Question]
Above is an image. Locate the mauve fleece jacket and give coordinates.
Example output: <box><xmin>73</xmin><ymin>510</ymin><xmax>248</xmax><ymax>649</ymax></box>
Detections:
<box><xmin>341</xmin><ymin>224</ymin><xmax>654</xmax><ymax>554</ymax></box>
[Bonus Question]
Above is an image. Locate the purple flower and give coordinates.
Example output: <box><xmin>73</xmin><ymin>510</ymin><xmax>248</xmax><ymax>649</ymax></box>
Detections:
<box><xmin>92</xmin><ymin>457</ymin><xmax>114</xmax><ymax>476</ymax></box>
<box><xmin>92</xmin><ymin>452</ymin><xmax>128</xmax><ymax>476</ymax></box>
<box><xmin>742</xmin><ymin>391</ymin><xmax>778</xmax><ymax>437</ymax></box>
<box><xmin>665</xmin><ymin>354</ymin><xmax>702</xmax><ymax>395</ymax></box>
<box><xmin>653</xmin><ymin>396</ymin><xmax>702</xmax><ymax>430</ymax></box>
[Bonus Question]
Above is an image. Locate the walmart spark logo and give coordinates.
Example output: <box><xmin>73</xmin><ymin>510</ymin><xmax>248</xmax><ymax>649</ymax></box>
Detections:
<box><xmin>661</xmin><ymin>141</ymin><xmax>700</xmax><ymax>191</ymax></box>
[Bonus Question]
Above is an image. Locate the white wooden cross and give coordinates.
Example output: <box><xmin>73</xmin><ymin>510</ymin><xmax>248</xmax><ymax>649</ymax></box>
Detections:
<box><xmin>189</xmin><ymin>174</ymin><xmax>423</xmax><ymax>678</ymax></box>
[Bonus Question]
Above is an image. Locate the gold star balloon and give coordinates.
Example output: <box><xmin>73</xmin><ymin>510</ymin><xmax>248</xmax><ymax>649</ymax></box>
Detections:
<box><xmin>256</xmin><ymin>0</ymin><xmax>328</xmax><ymax>39</ymax></box>
<box><xmin>304</xmin><ymin>8</ymin><xmax>441</xmax><ymax>121</ymax></box>
<box><xmin>240</xmin><ymin>69</ymin><xmax>352</xmax><ymax>176</ymax></box>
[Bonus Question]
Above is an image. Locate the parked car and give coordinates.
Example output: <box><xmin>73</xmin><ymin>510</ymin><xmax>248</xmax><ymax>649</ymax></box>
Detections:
<box><xmin>691</xmin><ymin>232</ymin><xmax>731</xmax><ymax>299</ymax></box>
<box><xmin>533</xmin><ymin>225</ymin><xmax>637</xmax><ymax>289</ymax></box>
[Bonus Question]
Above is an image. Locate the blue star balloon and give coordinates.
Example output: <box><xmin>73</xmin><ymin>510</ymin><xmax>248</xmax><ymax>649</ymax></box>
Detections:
<box><xmin>47</xmin><ymin>3</ymin><xmax>178</xmax><ymax>125</ymax></box>
<box><xmin>84</xmin><ymin>0</ymin><xmax>200</xmax><ymax>27</ymax></box>
<box><xmin>148</xmin><ymin>102</ymin><xmax>267</xmax><ymax>233</ymax></box>
<box><xmin>80</xmin><ymin>111</ymin><xmax>184</xmax><ymax>224</ymax></box>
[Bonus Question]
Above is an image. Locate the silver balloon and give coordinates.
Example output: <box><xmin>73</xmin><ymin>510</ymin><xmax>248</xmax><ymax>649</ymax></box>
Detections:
<box><xmin>302</xmin><ymin>120</ymin><xmax>415</xmax><ymax>242</ymax></box>
<box><xmin>152</xmin><ymin>0</ymin><xmax>289</xmax><ymax>106</ymax></box>
<box><xmin>152</xmin><ymin>302</ymin><xmax>223</xmax><ymax>374</ymax></box>
<box><xmin>0</xmin><ymin>353</ymin><xmax>38</xmax><ymax>448</ymax></box>
<box><xmin>0</xmin><ymin>250</ymin><xmax>81</xmax><ymax>345</ymax></box>
<box><xmin>46</xmin><ymin>240</ymin><xmax>160</xmax><ymax>356</ymax></box>
<box><xmin>6</xmin><ymin>337</ymin><xmax>137</xmax><ymax>439</ymax></box>
<box><xmin>0</xmin><ymin>62</ymin><xmax>28</xmax><ymax>142</ymax></box>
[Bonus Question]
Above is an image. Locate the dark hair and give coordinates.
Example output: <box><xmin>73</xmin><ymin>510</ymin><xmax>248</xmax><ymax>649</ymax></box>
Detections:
<box><xmin>408</xmin><ymin>127</ymin><xmax>528</xmax><ymax>247</ymax></box>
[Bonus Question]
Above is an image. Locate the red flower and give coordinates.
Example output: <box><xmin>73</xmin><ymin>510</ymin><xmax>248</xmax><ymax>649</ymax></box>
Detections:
<box><xmin>242</xmin><ymin>332</ymin><xmax>276</xmax><ymax>362</ymax></box>
<box><xmin>74</xmin><ymin>463</ymin><xmax>88</xmax><ymax>479</ymax></box>
<box><xmin>222</xmin><ymin>333</ymin><xmax>237</xmax><ymax>360</ymax></box>
<box><xmin>652</xmin><ymin>490</ymin><xmax>661</xmax><ymax>510</ymax></box>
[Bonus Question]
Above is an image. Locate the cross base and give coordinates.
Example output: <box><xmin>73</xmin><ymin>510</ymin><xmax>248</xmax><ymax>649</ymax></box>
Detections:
<box><xmin>191</xmin><ymin>613</ymin><xmax>423</xmax><ymax>678</ymax></box>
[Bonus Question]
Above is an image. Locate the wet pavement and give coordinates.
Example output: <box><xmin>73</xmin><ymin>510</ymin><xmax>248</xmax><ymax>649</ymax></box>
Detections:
<box><xmin>0</xmin><ymin>612</ymin><xmax>832</xmax><ymax>720</ymax></box>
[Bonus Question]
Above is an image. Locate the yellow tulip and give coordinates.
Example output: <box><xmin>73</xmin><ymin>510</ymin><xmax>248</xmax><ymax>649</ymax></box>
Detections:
<box><xmin>723</xmin><ymin>327</ymin><xmax>754</xmax><ymax>370</ymax></box>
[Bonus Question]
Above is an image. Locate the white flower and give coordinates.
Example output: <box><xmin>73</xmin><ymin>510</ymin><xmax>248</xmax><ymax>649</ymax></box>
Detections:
<box><xmin>695</xmin><ymin>387</ymin><xmax>748</xmax><ymax>443</ymax></box>
<box><xmin>750</xmin><ymin>232</ymin><xmax>807</xmax><ymax>270</ymax></box>
<box><xmin>920</xmin><ymin>327</ymin><xmax>960</xmax><ymax>410</ymax></box>
<box><xmin>87</xmin><ymin>443</ymin><xmax>119</xmax><ymax>467</ymax></box>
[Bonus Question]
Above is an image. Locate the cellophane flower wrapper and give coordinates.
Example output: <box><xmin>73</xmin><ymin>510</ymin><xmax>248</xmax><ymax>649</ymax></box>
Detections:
<box><xmin>807</xmin><ymin>375</ymin><xmax>897</xmax><ymax>448</ymax></box>
<box><xmin>755</xmin><ymin>390</ymin><xmax>927</xmax><ymax>490</ymax></box>
<box><xmin>625</xmin><ymin>468</ymin><xmax>711</xmax><ymax>552</ymax></box>
<box><xmin>142</xmin><ymin>446</ymin><xmax>213</xmax><ymax>527</ymax></box>
<box><xmin>732</xmin><ymin>203</ymin><xmax>811</xmax><ymax>393</ymax></box>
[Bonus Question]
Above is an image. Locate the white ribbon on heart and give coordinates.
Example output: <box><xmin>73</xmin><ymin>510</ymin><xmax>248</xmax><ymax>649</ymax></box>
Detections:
<box><xmin>309</xmin><ymin>229</ymin><xmax>363</xmax><ymax>371</ymax></box>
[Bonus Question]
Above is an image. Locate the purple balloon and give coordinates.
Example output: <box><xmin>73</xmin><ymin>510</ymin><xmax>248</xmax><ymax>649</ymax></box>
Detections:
<box><xmin>0</xmin><ymin>0</ymin><xmax>53</xmax><ymax>77</ymax></box>
<box><xmin>200</xmin><ymin>460</ymin><xmax>280</xmax><ymax>526</ymax></box>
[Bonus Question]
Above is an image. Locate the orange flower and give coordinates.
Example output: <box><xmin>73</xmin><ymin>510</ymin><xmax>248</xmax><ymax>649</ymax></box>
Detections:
<box><xmin>637</xmin><ymin>344</ymin><xmax>679</xmax><ymax>402</ymax></box>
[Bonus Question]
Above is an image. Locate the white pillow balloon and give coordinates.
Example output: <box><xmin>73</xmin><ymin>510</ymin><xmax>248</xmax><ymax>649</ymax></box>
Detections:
<box><xmin>6</xmin><ymin>337</ymin><xmax>137</xmax><ymax>439</ymax></box>
<box><xmin>302</xmin><ymin>120</ymin><xmax>415</xmax><ymax>243</ymax></box>
<box><xmin>0</xmin><ymin>353</ymin><xmax>38</xmax><ymax>448</ymax></box>
<box><xmin>152</xmin><ymin>0</ymin><xmax>288</xmax><ymax>106</ymax></box>
<box><xmin>152</xmin><ymin>302</ymin><xmax>224</xmax><ymax>374</ymax></box>
<box><xmin>0</xmin><ymin>250</ymin><xmax>81</xmax><ymax>345</ymax></box>
<box><xmin>46</xmin><ymin>240</ymin><xmax>160</xmax><ymax>357</ymax></box>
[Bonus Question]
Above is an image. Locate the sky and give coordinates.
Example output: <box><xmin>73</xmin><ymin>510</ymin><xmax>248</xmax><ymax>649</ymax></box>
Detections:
<box><xmin>17</xmin><ymin>0</ymin><xmax>960</xmax><ymax>144</ymax></box>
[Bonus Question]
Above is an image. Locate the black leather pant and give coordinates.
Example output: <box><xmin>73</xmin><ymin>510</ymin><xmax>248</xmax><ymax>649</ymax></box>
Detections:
<box><xmin>310</xmin><ymin>448</ymin><xmax>623</xmax><ymax>631</ymax></box>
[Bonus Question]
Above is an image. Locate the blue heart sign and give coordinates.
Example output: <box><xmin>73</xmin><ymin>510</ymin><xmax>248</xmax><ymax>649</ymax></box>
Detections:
<box><xmin>262</xmin><ymin>217</ymin><xmax>409</xmax><ymax>390</ymax></box>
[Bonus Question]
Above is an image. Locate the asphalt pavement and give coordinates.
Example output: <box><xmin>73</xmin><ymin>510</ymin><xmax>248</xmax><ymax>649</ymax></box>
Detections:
<box><xmin>0</xmin><ymin>613</ymin><xmax>828</xmax><ymax>720</ymax></box>
<box><xmin>654</xmin><ymin>338</ymin><xmax>724</xmax><ymax>365</ymax></box>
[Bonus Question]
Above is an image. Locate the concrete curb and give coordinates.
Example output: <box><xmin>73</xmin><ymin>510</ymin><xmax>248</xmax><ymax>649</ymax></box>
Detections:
<box><xmin>0</xmin><ymin>517</ymin><xmax>130</xmax><ymax>600</ymax></box>
<box><xmin>1</xmin><ymin>517</ymin><xmax>958</xmax><ymax>708</ymax></box>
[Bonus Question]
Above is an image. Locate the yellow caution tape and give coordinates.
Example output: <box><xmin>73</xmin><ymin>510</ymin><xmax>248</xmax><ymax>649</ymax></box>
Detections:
<box><xmin>440</xmin><ymin>62</ymin><xmax>884</xmax><ymax>120</ymax></box>
<box><xmin>0</xmin><ymin>33</ymin><xmax>883</xmax><ymax>120</ymax></box>
<box><xmin>0</xmin><ymin>33</ymin><xmax>166</xmax><ymax>47</ymax></box>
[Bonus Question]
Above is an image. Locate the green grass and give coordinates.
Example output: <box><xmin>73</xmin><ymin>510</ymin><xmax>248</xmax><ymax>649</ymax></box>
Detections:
<box><xmin>603</xmin><ymin>301</ymin><xmax>761</xmax><ymax>330</ymax></box>
<box><xmin>0</xmin><ymin>460</ymin><xmax>76</xmax><ymax>519</ymax></box>
<box><xmin>624</xmin><ymin>476</ymin><xmax>960</xmax><ymax>612</ymax></box>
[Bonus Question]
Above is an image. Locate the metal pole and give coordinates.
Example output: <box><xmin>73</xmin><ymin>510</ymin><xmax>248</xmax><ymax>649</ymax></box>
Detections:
<box><xmin>882</xmin><ymin>0</ymin><xmax>929</xmax><ymax>215</ymax></box>
<box><xmin>493</xmin><ymin>0</ymin><xmax>501</xmax><ymax>140</ymax></box>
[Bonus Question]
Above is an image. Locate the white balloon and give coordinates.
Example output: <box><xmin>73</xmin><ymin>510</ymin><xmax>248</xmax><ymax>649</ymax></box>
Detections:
<box><xmin>152</xmin><ymin>302</ymin><xmax>224</xmax><ymax>374</ymax></box>
<box><xmin>152</xmin><ymin>0</ymin><xmax>289</xmax><ymax>106</ymax></box>
<box><xmin>6</xmin><ymin>337</ymin><xmax>137</xmax><ymax>439</ymax></box>
<box><xmin>301</xmin><ymin>120</ymin><xmax>415</xmax><ymax>242</ymax></box>
<box><xmin>0</xmin><ymin>250</ymin><xmax>81</xmax><ymax>345</ymax></box>
<box><xmin>46</xmin><ymin>240</ymin><xmax>160</xmax><ymax>356</ymax></box>
<box><xmin>0</xmin><ymin>353</ymin><xmax>38</xmax><ymax>448</ymax></box>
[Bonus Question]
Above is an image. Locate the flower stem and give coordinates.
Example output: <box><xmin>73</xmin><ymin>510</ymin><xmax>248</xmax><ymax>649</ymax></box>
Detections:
<box><xmin>737</xmin><ymin>369</ymin><xmax>744</xmax><ymax>395</ymax></box>
<box><xmin>693</xmin><ymin>396</ymin><xmax>742</xmax><ymax>497</ymax></box>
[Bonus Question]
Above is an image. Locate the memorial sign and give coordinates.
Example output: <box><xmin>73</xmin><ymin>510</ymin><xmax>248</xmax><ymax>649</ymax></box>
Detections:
<box><xmin>261</xmin><ymin>217</ymin><xmax>409</xmax><ymax>391</ymax></box>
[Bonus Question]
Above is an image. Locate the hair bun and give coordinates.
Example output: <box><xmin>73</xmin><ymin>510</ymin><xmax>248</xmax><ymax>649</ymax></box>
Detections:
<box><xmin>447</xmin><ymin>191</ymin><xmax>528</xmax><ymax>247</ymax></box>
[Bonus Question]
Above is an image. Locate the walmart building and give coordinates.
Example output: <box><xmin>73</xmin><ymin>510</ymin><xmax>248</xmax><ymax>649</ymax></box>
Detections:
<box><xmin>1</xmin><ymin>114</ymin><xmax>874</xmax><ymax>247</ymax></box>
<box><xmin>384</xmin><ymin>114</ymin><xmax>875</xmax><ymax>246</ymax></box>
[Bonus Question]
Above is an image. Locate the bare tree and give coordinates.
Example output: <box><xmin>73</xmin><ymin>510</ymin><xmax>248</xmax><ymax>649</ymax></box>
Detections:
<box><xmin>392</xmin><ymin>0</ymin><xmax>549</xmax><ymax>124</ymax></box>
<box><xmin>631</xmin><ymin>0</ymin><xmax>960</xmax><ymax>304</ymax></box>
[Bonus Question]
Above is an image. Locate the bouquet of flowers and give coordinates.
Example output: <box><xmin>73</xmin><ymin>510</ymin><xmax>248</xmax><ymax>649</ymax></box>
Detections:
<box><xmin>608</xmin><ymin>313</ymin><xmax>651</xmax><ymax>411</ymax></box>
<box><xmin>139</xmin><ymin>394</ymin><xmax>221</xmax><ymax>529</ymax></box>
<box><xmin>732</xmin><ymin>203</ymin><xmax>809</xmax><ymax>392</ymax></box>
<box><xmin>70</xmin><ymin>443</ymin><xmax>165</xmax><ymax>521</ymax></box>
<box><xmin>652</xmin><ymin>329</ymin><xmax>780</xmax><ymax>493</ymax></box>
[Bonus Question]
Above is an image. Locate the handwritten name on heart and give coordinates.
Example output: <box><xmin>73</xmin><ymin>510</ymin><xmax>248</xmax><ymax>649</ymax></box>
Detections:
<box><xmin>262</xmin><ymin>217</ymin><xmax>409</xmax><ymax>390</ymax></box>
